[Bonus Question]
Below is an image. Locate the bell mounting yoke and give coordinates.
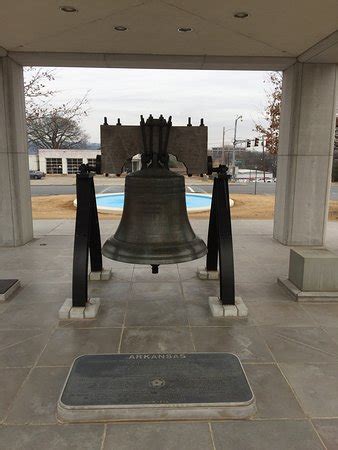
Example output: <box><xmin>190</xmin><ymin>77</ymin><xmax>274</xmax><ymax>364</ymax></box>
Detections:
<box><xmin>140</xmin><ymin>115</ymin><xmax>172</xmax><ymax>170</ymax></box>
<box><xmin>100</xmin><ymin>114</ymin><xmax>207</xmax><ymax>175</ymax></box>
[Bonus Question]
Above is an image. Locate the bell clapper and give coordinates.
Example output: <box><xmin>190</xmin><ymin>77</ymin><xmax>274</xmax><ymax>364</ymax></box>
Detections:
<box><xmin>151</xmin><ymin>265</ymin><xmax>159</xmax><ymax>274</ymax></box>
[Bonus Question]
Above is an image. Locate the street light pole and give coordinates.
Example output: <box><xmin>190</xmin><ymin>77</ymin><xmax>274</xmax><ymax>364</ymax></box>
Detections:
<box><xmin>232</xmin><ymin>115</ymin><xmax>243</xmax><ymax>179</ymax></box>
<box><xmin>222</xmin><ymin>126</ymin><xmax>225</xmax><ymax>165</ymax></box>
<box><xmin>254</xmin><ymin>166</ymin><xmax>258</xmax><ymax>195</ymax></box>
<box><xmin>262</xmin><ymin>136</ymin><xmax>266</xmax><ymax>182</ymax></box>
<box><xmin>222</xmin><ymin>126</ymin><xmax>234</xmax><ymax>166</ymax></box>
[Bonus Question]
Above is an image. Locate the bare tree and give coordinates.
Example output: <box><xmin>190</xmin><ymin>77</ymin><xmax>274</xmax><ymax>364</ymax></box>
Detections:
<box><xmin>255</xmin><ymin>72</ymin><xmax>282</xmax><ymax>155</ymax></box>
<box><xmin>24</xmin><ymin>67</ymin><xmax>89</xmax><ymax>149</ymax></box>
<box><xmin>27</xmin><ymin>98</ymin><xmax>89</xmax><ymax>149</ymax></box>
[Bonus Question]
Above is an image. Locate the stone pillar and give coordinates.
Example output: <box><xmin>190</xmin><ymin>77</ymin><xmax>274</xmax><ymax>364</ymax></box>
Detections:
<box><xmin>0</xmin><ymin>57</ymin><xmax>33</xmax><ymax>246</ymax></box>
<box><xmin>274</xmin><ymin>63</ymin><xmax>337</xmax><ymax>246</ymax></box>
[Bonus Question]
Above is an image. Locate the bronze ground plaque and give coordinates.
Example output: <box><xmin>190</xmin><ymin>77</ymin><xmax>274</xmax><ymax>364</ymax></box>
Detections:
<box><xmin>0</xmin><ymin>279</ymin><xmax>18</xmax><ymax>294</ymax></box>
<box><xmin>0</xmin><ymin>279</ymin><xmax>20</xmax><ymax>301</ymax></box>
<box><xmin>58</xmin><ymin>353</ymin><xmax>256</xmax><ymax>422</ymax></box>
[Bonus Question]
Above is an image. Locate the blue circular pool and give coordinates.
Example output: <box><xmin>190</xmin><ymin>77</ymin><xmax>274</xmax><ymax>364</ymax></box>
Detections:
<box><xmin>94</xmin><ymin>192</ymin><xmax>212</xmax><ymax>213</ymax></box>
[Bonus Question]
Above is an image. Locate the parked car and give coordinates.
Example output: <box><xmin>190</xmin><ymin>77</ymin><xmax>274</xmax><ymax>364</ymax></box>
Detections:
<box><xmin>29</xmin><ymin>170</ymin><xmax>45</xmax><ymax>180</ymax></box>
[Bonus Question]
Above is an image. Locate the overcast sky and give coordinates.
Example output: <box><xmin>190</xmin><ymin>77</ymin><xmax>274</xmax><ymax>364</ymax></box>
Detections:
<box><xmin>26</xmin><ymin>68</ymin><xmax>269</xmax><ymax>148</ymax></box>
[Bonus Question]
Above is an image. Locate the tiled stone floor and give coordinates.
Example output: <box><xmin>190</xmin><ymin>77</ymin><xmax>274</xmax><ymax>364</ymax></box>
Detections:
<box><xmin>1</xmin><ymin>219</ymin><xmax>338</xmax><ymax>449</ymax></box>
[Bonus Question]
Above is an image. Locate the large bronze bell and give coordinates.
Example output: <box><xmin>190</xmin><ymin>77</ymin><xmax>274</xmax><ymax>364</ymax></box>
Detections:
<box><xmin>102</xmin><ymin>166</ymin><xmax>207</xmax><ymax>267</ymax></box>
<box><xmin>102</xmin><ymin>115</ymin><xmax>207</xmax><ymax>271</ymax></box>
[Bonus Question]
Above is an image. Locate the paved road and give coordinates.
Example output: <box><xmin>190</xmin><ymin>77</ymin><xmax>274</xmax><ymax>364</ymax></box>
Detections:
<box><xmin>30</xmin><ymin>184</ymin><xmax>123</xmax><ymax>196</ymax></box>
<box><xmin>30</xmin><ymin>182</ymin><xmax>338</xmax><ymax>199</ymax></box>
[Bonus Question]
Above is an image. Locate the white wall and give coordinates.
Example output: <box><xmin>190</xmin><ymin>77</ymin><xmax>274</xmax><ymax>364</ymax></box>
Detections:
<box><xmin>28</xmin><ymin>155</ymin><xmax>39</xmax><ymax>170</ymax></box>
<box><xmin>38</xmin><ymin>149</ymin><xmax>100</xmax><ymax>174</ymax></box>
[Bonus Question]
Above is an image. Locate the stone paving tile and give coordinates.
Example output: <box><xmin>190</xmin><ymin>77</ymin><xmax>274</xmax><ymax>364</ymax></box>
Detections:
<box><xmin>260</xmin><ymin>327</ymin><xmax>338</xmax><ymax>363</ymax></box>
<box><xmin>178</xmin><ymin>267</ymin><xmax>199</xmax><ymax>282</ymax></box>
<box><xmin>130</xmin><ymin>282</ymin><xmax>183</xmax><ymax>301</ymax></box>
<box><xmin>230</xmin><ymin>220</ymin><xmax>274</xmax><ymax>236</ymax></box>
<box><xmin>211</xmin><ymin>420</ymin><xmax>324</xmax><ymax>450</ymax></box>
<box><xmin>60</xmin><ymin>302</ymin><xmax>126</xmax><ymax>329</ymax></box>
<box><xmin>6</xmin><ymin>367</ymin><xmax>68</xmax><ymax>424</ymax></box>
<box><xmin>236</xmin><ymin>282</ymin><xmax>293</xmax><ymax>303</ymax></box>
<box><xmin>126</xmin><ymin>298</ymin><xmax>188</xmax><ymax>327</ymax></box>
<box><xmin>133</xmin><ymin>265</ymin><xmax>180</xmax><ymax>282</ymax></box>
<box><xmin>0</xmin><ymin>270</ymin><xmax>38</xmax><ymax>286</ymax></box>
<box><xmin>312</xmin><ymin>419</ymin><xmax>338</xmax><ymax>450</ymax></box>
<box><xmin>243</xmin><ymin>363</ymin><xmax>304</xmax><ymax>418</ymax></box>
<box><xmin>323</xmin><ymin>326</ymin><xmax>338</xmax><ymax>344</ymax></box>
<box><xmin>108</xmin><ymin>267</ymin><xmax>134</xmax><ymax>282</ymax></box>
<box><xmin>103</xmin><ymin>422</ymin><xmax>214</xmax><ymax>450</ymax></box>
<box><xmin>32</xmin><ymin>220</ymin><xmax>65</xmax><ymax>236</ymax></box>
<box><xmin>46</xmin><ymin>221</ymin><xmax>77</xmax><ymax>236</ymax></box>
<box><xmin>38</xmin><ymin>328</ymin><xmax>121</xmax><ymax>366</ymax></box>
<box><xmin>0</xmin><ymin>303</ymin><xmax>10</xmax><ymax>315</ymax></box>
<box><xmin>280</xmin><ymin>363</ymin><xmax>338</xmax><ymax>417</ymax></box>
<box><xmin>0</xmin><ymin>219</ymin><xmax>336</xmax><ymax>447</ymax></box>
<box><xmin>0</xmin><ymin>424</ymin><xmax>104</xmax><ymax>450</ymax></box>
<box><xmin>181</xmin><ymin>279</ymin><xmax>219</xmax><ymax>300</ymax></box>
<box><xmin>300</xmin><ymin>304</ymin><xmax>338</xmax><ymax>327</ymax></box>
<box><xmin>121</xmin><ymin>326</ymin><xmax>194</xmax><ymax>353</ymax></box>
<box><xmin>0</xmin><ymin>368</ymin><xmax>29</xmax><ymax>422</ymax></box>
<box><xmin>4</xmin><ymin>253</ymin><xmax>73</xmax><ymax>272</ymax></box>
<box><xmin>0</xmin><ymin>303</ymin><xmax>60</xmax><ymax>330</ymax></box>
<box><xmin>235</xmin><ymin>265</ymin><xmax>279</xmax><ymax>284</ymax></box>
<box><xmin>89</xmin><ymin>281</ymin><xmax>131</xmax><ymax>301</ymax></box>
<box><xmin>191</xmin><ymin>326</ymin><xmax>273</xmax><ymax>362</ymax></box>
<box><xmin>16</xmin><ymin>269</ymin><xmax>73</xmax><ymax>284</ymax></box>
<box><xmin>0</xmin><ymin>330</ymin><xmax>50</xmax><ymax>367</ymax></box>
<box><xmin>27</xmin><ymin>233</ymin><xmax>74</xmax><ymax>248</ymax></box>
<box><xmin>248</xmin><ymin>303</ymin><xmax>317</xmax><ymax>327</ymax></box>
<box><xmin>185</xmin><ymin>296</ymin><xmax>256</xmax><ymax>326</ymax></box>
<box><xmin>11</xmin><ymin>282</ymin><xmax>72</xmax><ymax>305</ymax></box>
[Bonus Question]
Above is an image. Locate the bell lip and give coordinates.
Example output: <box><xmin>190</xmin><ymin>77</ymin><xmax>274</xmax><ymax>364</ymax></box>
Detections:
<box><xmin>102</xmin><ymin>237</ymin><xmax>207</xmax><ymax>265</ymax></box>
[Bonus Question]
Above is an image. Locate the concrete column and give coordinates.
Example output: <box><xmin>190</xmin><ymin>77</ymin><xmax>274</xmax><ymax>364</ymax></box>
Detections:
<box><xmin>274</xmin><ymin>63</ymin><xmax>337</xmax><ymax>246</ymax></box>
<box><xmin>0</xmin><ymin>56</ymin><xmax>33</xmax><ymax>246</ymax></box>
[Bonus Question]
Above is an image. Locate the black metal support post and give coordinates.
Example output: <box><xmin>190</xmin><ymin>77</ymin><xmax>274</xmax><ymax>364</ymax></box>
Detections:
<box><xmin>206</xmin><ymin>165</ymin><xmax>235</xmax><ymax>305</ymax></box>
<box><xmin>72</xmin><ymin>165</ymin><xmax>102</xmax><ymax>307</ymax></box>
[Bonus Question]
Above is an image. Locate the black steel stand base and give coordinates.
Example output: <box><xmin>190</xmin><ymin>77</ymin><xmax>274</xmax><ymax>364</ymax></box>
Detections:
<box><xmin>58</xmin><ymin>352</ymin><xmax>256</xmax><ymax>422</ymax></box>
<box><xmin>206</xmin><ymin>166</ymin><xmax>235</xmax><ymax>306</ymax></box>
<box><xmin>72</xmin><ymin>167</ymin><xmax>103</xmax><ymax>308</ymax></box>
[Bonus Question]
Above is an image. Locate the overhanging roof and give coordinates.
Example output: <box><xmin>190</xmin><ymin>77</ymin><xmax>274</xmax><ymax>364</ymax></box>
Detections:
<box><xmin>1</xmin><ymin>0</ymin><xmax>338</xmax><ymax>70</ymax></box>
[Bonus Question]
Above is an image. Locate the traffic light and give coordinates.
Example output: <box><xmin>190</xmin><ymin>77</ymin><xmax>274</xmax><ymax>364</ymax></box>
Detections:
<box><xmin>254</xmin><ymin>137</ymin><xmax>260</xmax><ymax>147</ymax></box>
<box><xmin>246</xmin><ymin>139</ymin><xmax>251</xmax><ymax>148</ymax></box>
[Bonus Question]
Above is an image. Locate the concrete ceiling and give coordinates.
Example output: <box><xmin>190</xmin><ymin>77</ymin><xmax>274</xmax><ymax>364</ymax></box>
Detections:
<box><xmin>1</xmin><ymin>0</ymin><xmax>338</xmax><ymax>68</ymax></box>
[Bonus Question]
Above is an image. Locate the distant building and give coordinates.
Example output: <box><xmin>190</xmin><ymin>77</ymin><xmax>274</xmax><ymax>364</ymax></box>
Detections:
<box><xmin>237</xmin><ymin>169</ymin><xmax>274</xmax><ymax>181</ymax></box>
<box><xmin>29</xmin><ymin>149</ymin><xmax>100</xmax><ymax>174</ymax></box>
<box><xmin>208</xmin><ymin>146</ymin><xmax>233</xmax><ymax>166</ymax></box>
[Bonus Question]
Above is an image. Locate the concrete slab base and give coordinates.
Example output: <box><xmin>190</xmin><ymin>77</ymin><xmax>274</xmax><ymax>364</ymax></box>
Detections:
<box><xmin>59</xmin><ymin>298</ymin><xmax>101</xmax><ymax>320</ymax></box>
<box><xmin>197</xmin><ymin>268</ymin><xmax>219</xmax><ymax>280</ymax></box>
<box><xmin>89</xmin><ymin>269</ymin><xmax>112</xmax><ymax>281</ymax></box>
<box><xmin>57</xmin><ymin>353</ymin><xmax>256</xmax><ymax>422</ymax></box>
<box><xmin>209</xmin><ymin>296</ymin><xmax>248</xmax><ymax>317</ymax></box>
<box><xmin>278</xmin><ymin>277</ymin><xmax>338</xmax><ymax>302</ymax></box>
<box><xmin>0</xmin><ymin>279</ymin><xmax>20</xmax><ymax>302</ymax></box>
